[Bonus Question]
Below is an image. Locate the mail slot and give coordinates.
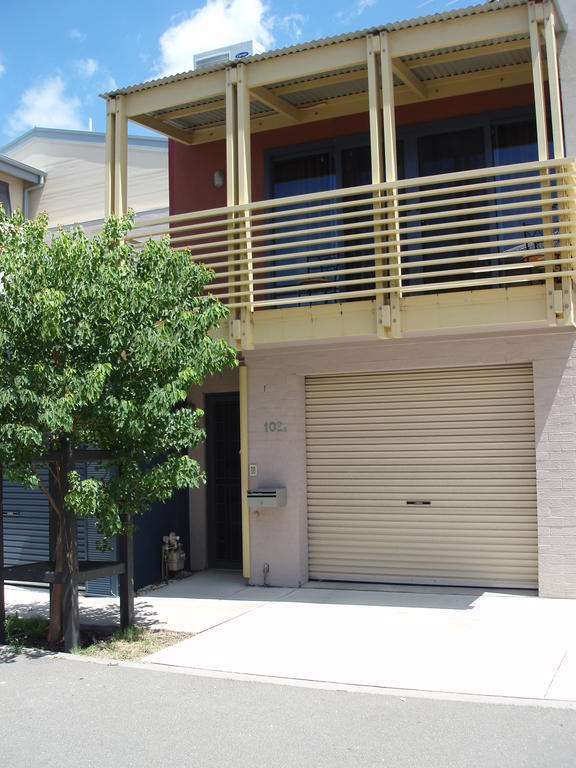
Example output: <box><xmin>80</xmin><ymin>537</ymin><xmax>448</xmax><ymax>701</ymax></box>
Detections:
<box><xmin>247</xmin><ymin>487</ymin><xmax>287</xmax><ymax>509</ymax></box>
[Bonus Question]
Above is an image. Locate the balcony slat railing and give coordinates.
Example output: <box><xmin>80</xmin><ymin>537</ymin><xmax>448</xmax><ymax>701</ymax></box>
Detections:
<box><xmin>126</xmin><ymin>158</ymin><xmax>576</xmax><ymax>311</ymax></box>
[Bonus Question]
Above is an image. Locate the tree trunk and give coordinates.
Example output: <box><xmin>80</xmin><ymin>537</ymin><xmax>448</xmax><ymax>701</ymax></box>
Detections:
<box><xmin>47</xmin><ymin>457</ymin><xmax>64</xmax><ymax>643</ymax></box>
<box><xmin>47</xmin><ymin>445</ymin><xmax>79</xmax><ymax>648</ymax></box>
<box><xmin>47</xmin><ymin>512</ymin><xmax>63</xmax><ymax>643</ymax></box>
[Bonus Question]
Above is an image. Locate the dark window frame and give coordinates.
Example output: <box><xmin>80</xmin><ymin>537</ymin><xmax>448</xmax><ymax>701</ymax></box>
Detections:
<box><xmin>265</xmin><ymin>105</ymin><xmax>541</xmax><ymax>195</ymax></box>
<box><xmin>0</xmin><ymin>181</ymin><xmax>11</xmax><ymax>215</ymax></box>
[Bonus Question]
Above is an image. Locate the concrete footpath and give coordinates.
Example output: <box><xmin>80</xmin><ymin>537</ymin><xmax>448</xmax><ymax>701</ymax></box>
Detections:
<box><xmin>1</xmin><ymin>652</ymin><xmax>575</xmax><ymax>768</ymax></box>
<box><xmin>5</xmin><ymin>571</ymin><xmax>576</xmax><ymax>701</ymax></box>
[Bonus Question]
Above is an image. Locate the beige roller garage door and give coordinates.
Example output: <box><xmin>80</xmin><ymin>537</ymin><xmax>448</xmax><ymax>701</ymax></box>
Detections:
<box><xmin>306</xmin><ymin>364</ymin><xmax>537</xmax><ymax>588</ymax></box>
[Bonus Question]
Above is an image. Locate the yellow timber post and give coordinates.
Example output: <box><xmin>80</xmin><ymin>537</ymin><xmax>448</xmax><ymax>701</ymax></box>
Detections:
<box><xmin>239</xmin><ymin>363</ymin><xmax>251</xmax><ymax>579</ymax></box>
<box><xmin>544</xmin><ymin>0</ymin><xmax>573</xmax><ymax>326</ymax></box>
<box><xmin>529</xmin><ymin>1</ymin><xmax>556</xmax><ymax>326</ymax></box>
<box><xmin>114</xmin><ymin>95</ymin><xmax>128</xmax><ymax>218</ymax></box>
<box><xmin>237</xmin><ymin>62</ymin><xmax>254</xmax><ymax>351</ymax></box>
<box><xmin>232</xmin><ymin>65</ymin><xmax>251</xmax><ymax>580</ymax></box>
<box><xmin>226</xmin><ymin>67</ymin><xmax>243</xmax><ymax>347</ymax></box>
<box><xmin>367</xmin><ymin>34</ymin><xmax>390</xmax><ymax>338</ymax></box>
<box><xmin>380</xmin><ymin>30</ymin><xmax>402</xmax><ymax>338</ymax></box>
<box><xmin>105</xmin><ymin>99</ymin><xmax>116</xmax><ymax>218</ymax></box>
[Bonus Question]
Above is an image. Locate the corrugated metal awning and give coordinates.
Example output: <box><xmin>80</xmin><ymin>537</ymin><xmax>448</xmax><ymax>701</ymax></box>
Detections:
<box><xmin>101</xmin><ymin>0</ymin><xmax>545</xmax><ymax>99</ymax></box>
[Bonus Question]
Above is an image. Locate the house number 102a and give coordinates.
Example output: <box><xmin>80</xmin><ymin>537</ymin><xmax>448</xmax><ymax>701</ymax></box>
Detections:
<box><xmin>265</xmin><ymin>421</ymin><xmax>287</xmax><ymax>433</ymax></box>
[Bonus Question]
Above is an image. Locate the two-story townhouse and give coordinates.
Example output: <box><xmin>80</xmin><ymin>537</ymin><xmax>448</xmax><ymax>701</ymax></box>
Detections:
<box><xmin>103</xmin><ymin>0</ymin><xmax>576</xmax><ymax>597</ymax></box>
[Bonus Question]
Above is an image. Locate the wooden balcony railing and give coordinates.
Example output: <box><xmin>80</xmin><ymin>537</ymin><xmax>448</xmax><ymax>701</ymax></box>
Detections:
<box><xmin>127</xmin><ymin>159</ymin><xmax>576</xmax><ymax>313</ymax></box>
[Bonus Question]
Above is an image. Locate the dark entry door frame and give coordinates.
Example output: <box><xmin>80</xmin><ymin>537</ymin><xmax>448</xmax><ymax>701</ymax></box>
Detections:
<box><xmin>205</xmin><ymin>392</ymin><xmax>242</xmax><ymax>569</ymax></box>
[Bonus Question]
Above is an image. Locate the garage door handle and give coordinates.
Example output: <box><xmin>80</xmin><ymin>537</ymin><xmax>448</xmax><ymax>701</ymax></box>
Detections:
<box><xmin>406</xmin><ymin>500</ymin><xmax>431</xmax><ymax>505</ymax></box>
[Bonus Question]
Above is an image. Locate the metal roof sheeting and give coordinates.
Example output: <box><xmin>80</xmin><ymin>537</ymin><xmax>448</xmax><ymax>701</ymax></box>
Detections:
<box><xmin>413</xmin><ymin>47</ymin><xmax>531</xmax><ymax>81</ymax></box>
<box><xmin>284</xmin><ymin>77</ymin><xmax>369</xmax><ymax>108</ymax></box>
<box><xmin>102</xmin><ymin>0</ymin><xmax>540</xmax><ymax>100</ymax></box>
<box><xmin>168</xmin><ymin>108</ymin><xmax>225</xmax><ymax>130</ymax></box>
<box><xmin>152</xmin><ymin>95</ymin><xmax>226</xmax><ymax>119</ymax></box>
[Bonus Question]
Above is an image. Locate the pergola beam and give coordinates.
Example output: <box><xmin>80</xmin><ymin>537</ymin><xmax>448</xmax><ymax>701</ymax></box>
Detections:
<box><xmin>248</xmin><ymin>37</ymin><xmax>368</xmax><ymax>89</ymax></box>
<box><xmin>184</xmin><ymin>61</ymin><xmax>534</xmax><ymax>145</ymax></box>
<box><xmin>406</xmin><ymin>37</ymin><xmax>530</xmax><ymax>68</ymax></box>
<box><xmin>274</xmin><ymin>68</ymin><xmax>367</xmax><ymax>94</ymax></box>
<box><xmin>251</xmin><ymin>86</ymin><xmax>303</xmax><ymax>122</ymax></box>
<box><xmin>152</xmin><ymin>99</ymin><xmax>227</xmax><ymax>122</ymax></box>
<box><xmin>123</xmin><ymin>69</ymin><xmax>227</xmax><ymax>119</ymax></box>
<box><xmin>393</xmin><ymin>58</ymin><xmax>427</xmax><ymax>100</ymax></box>
<box><xmin>390</xmin><ymin>4</ymin><xmax>531</xmax><ymax>58</ymax></box>
<box><xmin>144</xmin><ymin>71</ymin><xmax>368</xmax><ymax>126</ymax></box>
<box><xmin>131</xmin><ymin>114</ymin><xmax>196</xmax><ymax>145</ymax></box>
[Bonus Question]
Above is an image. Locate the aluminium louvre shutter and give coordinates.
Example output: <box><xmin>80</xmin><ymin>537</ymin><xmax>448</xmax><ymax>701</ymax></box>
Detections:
<box><xmin>78</xmin><ymin>461</ymin><xmax>118</xmax><ymax>597</ymax></box>
<box><xmin>2</xmin><ymin>463</ymin><xmax>116</xmax><ymax>596</ymax></box>
<box><xmin>3</xmin><ymin>467</ymin><xmax>50</xmax><ymax>567</ymax></box>
<box><xmin>305</xmin><ymin>364</ymin><xmax>538</xmax><ymax>588</ymax></box>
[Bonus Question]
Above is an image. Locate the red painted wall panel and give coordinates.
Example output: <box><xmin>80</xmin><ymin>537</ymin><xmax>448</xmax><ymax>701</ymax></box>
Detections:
<box><xmin>170</xmin><ymin>84</ymin><xmax>535</xmax><ymax>214</ymax></box>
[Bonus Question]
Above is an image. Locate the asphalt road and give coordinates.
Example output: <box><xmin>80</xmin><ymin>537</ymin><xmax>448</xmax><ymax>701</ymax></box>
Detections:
<box><xmin>1</xmin><ymin>650</ymin><xmax>575</xmax><ymax>768</ymax></box>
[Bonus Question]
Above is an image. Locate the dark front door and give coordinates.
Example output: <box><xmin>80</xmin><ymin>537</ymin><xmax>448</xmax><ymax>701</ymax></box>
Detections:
<box><xmin>205</xmin><ymin>393</ymin><xmax>242</xmax><ymax>569</ymax></box>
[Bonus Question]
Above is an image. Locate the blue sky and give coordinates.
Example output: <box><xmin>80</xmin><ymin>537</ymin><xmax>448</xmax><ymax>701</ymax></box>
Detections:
<box><xmin>0</xmin><ymin>0</ymin><xmax>474</xmax><ymax>146</ymax></box>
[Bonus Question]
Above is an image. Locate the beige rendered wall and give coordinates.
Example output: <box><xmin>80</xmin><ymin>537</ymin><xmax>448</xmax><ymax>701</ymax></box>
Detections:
<box><xmin>0</xmin><ymin>172</ymin><xmax>24</xmax><ymax>213</ymax></box>
<box><xmin>187</xmin><ymin>366</ymin><xmax>240</xmax><ymax>570</ymax></box>
<box><xmin>244</xmin><ymin>329</ymin><xmax>576</xmax><ymax>597</ymax></box>
<box><xmin>7</xmin><ymin>137</ymin><xmax>168</xmax><ymax>228</ymax></box>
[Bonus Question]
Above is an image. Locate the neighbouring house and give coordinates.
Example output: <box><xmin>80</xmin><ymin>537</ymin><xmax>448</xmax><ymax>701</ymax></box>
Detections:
<box><xmin>0</xmin><ymin>128</ymin><xmax>185</xmax><ymax>593</ymax></box>
<box><xmin>1</xmin><ymin>126</ymin><xmax>169</xmax><ymax>235</ymax></box>
<box><xmin>103</xmin><ymin>0</ymin><xmax>576</xmax><ymax>597</ymax></box>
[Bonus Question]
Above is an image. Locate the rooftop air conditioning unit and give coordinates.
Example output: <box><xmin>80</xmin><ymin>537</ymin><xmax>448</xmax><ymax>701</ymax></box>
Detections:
<box><xmin>193</xmin><ymin>40</ymin><xmax>265</xmax><ymax>70</ymax></box>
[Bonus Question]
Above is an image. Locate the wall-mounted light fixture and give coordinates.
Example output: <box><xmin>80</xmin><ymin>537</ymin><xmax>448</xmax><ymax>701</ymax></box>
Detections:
<box><xmin>213</xmin><ymin>169</ymin><xmax>225</xmax><ymax>189</ymax></box>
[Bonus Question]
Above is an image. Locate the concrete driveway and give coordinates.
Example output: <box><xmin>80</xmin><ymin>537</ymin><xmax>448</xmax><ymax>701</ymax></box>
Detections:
<box><xmin>5</xmin><ymin>571</ymin><xmax>576</xmax><ymax>701</ymax></box>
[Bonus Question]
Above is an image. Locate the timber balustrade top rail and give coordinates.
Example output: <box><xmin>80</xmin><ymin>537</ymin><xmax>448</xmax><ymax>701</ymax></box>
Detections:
<box><xmin>126</xmin><ymin>158</ymin><xmax>576</xmax><ymax>310</ymax></box>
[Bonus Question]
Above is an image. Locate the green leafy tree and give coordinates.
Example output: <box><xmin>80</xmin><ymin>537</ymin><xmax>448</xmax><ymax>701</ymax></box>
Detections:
<box><xmin>0</xmin><ymin>209</ymin><xmax>236</xmax><ymax>643</ymax></box>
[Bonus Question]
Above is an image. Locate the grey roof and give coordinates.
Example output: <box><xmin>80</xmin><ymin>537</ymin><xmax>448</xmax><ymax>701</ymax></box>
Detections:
<box><xmin>101</xmin><ymin>0</ymin><xmax>561</xmax><ymax>100</ymax></box>
<box><xmin>0</xmin><ymin>154</ymin><xmax>45</xmax><ymax>184</ymax></box>
<box><xmin>0</xmin><ymin>127</ymin><xmax>168</xmax><ymax>156</ymax></box>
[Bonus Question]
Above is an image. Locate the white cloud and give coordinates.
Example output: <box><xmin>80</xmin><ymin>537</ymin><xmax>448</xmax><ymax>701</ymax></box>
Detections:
<box><xmin>157</xmin><ymin>0</ymin><xmax>275</xmax><ymax>76</ymax></box>
<box><xmin>9</xmin><ymin>76</ymin><xmax>83</xmax><ymax>134</ymax></box>
<box><xmin>273</xmin><ymin>13</ymin><xmax>306</xmax><ymax>43</ymax></box>
<box><xmin>101</xmin><ymin>74</ymin><xmax>117</xmax><ymax>91</ymax></box>
<box><xmin>68</xmin><ymin>29</ymin><xmax>86</xmax><ymax>41</ymax></box>
<box><xmin>75</xmin><ymin>58</ymin><xmax>99</xmax><ymax>78</ymax></box>
<box><xmin>0</xmin><ymin>62</ymin><xmax>5</xmax><ymax>78</ymax></box>
<box><xmin>336</xmin><ymin>0</ymin><xmax>376</xmax><ymax>23</ymax></box>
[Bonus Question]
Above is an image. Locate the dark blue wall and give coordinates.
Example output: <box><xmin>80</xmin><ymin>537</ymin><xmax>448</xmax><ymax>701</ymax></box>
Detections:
<box><xmin>132</xmin><ymin>487</ymin><xmax>189</xmax><ymax>590</ymax></box>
